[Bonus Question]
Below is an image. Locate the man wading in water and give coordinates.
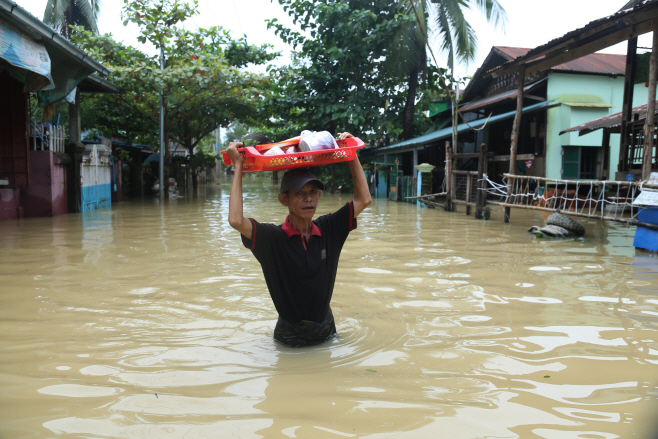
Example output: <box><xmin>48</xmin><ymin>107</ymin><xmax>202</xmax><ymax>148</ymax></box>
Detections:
<box><xmin>226</xmin><ymin>132</ymin><xmax>372</xmax><ymax>347</ymax></box>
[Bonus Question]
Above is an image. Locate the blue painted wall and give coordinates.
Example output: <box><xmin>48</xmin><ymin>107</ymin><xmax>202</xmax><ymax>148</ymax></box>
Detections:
<box><xmin>81</xmin><ymin>183</ymin><xmax>111</xmax><ymax>212</ymax></box>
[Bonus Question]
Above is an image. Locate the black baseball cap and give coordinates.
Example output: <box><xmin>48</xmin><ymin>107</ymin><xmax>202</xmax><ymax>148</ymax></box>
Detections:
<box><xmin>280</xmin><ymin>168</ymin><xmax>325</xmax><ymax>193</ymax></box>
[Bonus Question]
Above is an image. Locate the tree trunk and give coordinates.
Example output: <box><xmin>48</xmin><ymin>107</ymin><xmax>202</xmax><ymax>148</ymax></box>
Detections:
<box><xmin>402</xmin><ymin>50</ymin><xmax>426</xmax><ymax>140</ymax></box>
<box><xmin>402</xmin><ymin>64</ymin><xmax>420</xmax><ymax>140</ymax></box>
<box><xmin>190</xmin><ymin>144</ymin><xmax>198</xmax><ymax>196</ymax></box>
<box><xmin>164</xmin><ymin>117</ymin><xmax>170</xmax><ymax>199</ymax></box>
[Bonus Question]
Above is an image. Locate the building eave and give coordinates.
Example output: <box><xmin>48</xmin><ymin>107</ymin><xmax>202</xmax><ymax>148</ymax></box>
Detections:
<box><xmin>0</xmin><ymin>0</ymin><xmax>108</xmax><ymax>76</ymax></box>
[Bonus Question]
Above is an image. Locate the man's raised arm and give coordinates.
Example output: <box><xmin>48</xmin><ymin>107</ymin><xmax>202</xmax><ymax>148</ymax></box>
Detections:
<box><xmin>337</xmin><ymin>132</ymin><xmax>372</xmax><ymax>218</ymax></box>
<box><xmin>226</xmin><ymin>142</ymin><xmax>254</xmax><ymax>239</ymax></box>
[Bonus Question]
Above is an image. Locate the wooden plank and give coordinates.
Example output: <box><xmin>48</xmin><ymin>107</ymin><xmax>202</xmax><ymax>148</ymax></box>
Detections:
<box><xmin>452</xmin><ymin>153</ymin><xmax>480</xmax><ymax>158</ymax></box>
<box><xmin>406</xmin><ymin>192</ymin><xmax>447</xmax><ymax>199</ymax></box>
<box><xmin>522</xmin><ymin>18</ymin><xmax>658</xmax><ymax>77</ymax></box>
<box><xmin>630</xmin><ymin>220</ymin><xmax>658</xmax><ymax>231</ymax></box>
<box><xmin>509</xmin><ymin>65</ymin><xmax>525</xmax><ymax>179</ymax></box>
<box><xmin>493</xmin><ymin>153</ymin><xmax>535</xmax><ymax>162</ymax></box>
<box><xmin>502</xmin><ymin>173</ymin><xmax>658</xmax><ymax>188</ymax></box>
<box><xmin>601</xmin><ymin>129</ymin><xmax>611</xmax><ymax>180</ymax></box>
<box><xmin>495</xmin><ymin>202</ymin><xmax>634</xmax><ymax>224</ymax></box>
<box><xmin>451</xmin><ymin>170</ymin><xmax>478</xmax><ymax>176</ymax></box>
<box><xmin>465</xmin><ymin>173</ymin><xmax>472</xmax><ymax>215</ymax></box>
<box><xmin>445</xmin><ymin>143</ymin><xmax>454</xmax><ymax>212</ymax></box>
<box><xmin>451</xmin><ymin>199</ymin><xmax>476</xmax><ymax>206</ymax></box>
<box><xmin>491</xmin><ymin>5</ymin><xmax>658</xmax><ymax>78</ymax></box>
<box><xmin>475</xmin><ymin>143</ymin><xmax>487</xmax><ymax>219</ymax></box>
<box><xmin>643</xmin><ymin>28</ymin><xmax>658</xmax><ymax>180</ymax></box>
<box><xmin>619</xmin><ymin>37</ymin><xmax>638</xmax><ymax>173</ymax></box>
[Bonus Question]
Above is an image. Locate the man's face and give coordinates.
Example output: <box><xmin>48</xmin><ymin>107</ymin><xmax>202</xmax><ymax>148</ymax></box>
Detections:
<box><xmin>278</xmin><ymin>182</ymin><xmax>321</xmax><ymax>220</ymax></box>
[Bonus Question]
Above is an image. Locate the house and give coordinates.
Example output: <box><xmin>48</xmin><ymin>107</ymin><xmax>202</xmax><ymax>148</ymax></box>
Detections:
<box><xmin>372</xmin><ymin>46</ymin><xmax>649</xmax><ymax>198</ymax></box>
<box><xmin>464</xmin><ymin>46</ymin><xmax>648</xmax><ymax>182</ymax></box>
<box><xmin>0</xmin><ymin>0</ymin><xmax>112</xmax><ymax>221</ymax></box>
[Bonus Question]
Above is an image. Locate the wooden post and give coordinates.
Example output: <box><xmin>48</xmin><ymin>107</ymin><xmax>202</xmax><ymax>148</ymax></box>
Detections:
<box><xmin>272</xmin><ymin>170</ymin><xmax>279</xmax><ymax>185</ymax></box>
<box><xmin>465</xmin><ymin>174</ymin><xmax>472</xmax><ymax>216</ymax></box>
<box><xmin>412</xmin><ymin>147</ymin><xmax>418</xmax><ymax>181</ymax></box>
<box><xmin>384</xmin><ymin>153</ymin><xmax>389</xmax><ymax>198</ymax></box>
<box><xmin>43</xmin><ymin>104</ymin><xmax>55</xmax><ymax>124</ymax></box>
<box><xmin>445</xmin><ymin>142</ymin><xmax>453</xmax><ymax>212</ymax></box>
<box><xmin>475</xmin><ymin>143</ymin><xmax>487</xmax><ymax>219</ymax></box>
<box><xmin>601</xmin><ymin>129</ymin><xmax>611</xmax><ymax>181</ymax></box>
<box><xmin>506</xmin><ymin>66</ymin><xmax>525</xmax><ymax>223</ymax></box>
<box><xmin>69</xmin><ymin>88</ymin><xmax>81</xmax><ymax>144</ymax></box>
<box><xmin>642</xmin><ymin>30</ymin><xmax>658</xmax><ymax>181</ymax></box>
<box><xmin>619</xmin><ymin>37</ymin><xmax>638</xmax><ymax>174</ymax></box>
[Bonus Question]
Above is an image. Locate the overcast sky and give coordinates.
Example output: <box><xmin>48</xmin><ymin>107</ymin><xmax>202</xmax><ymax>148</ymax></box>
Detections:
<box><xmin>18</xmin><ymin>0</ymin><xmax>654</xmax><ymax>79</ymax></box>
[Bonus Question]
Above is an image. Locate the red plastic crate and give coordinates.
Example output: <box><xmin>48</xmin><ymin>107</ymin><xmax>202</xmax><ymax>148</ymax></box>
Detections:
<box><xmin>221</xmin><ymin>137</ymin><xmax>365</xmax><ymax>173</ymax></box>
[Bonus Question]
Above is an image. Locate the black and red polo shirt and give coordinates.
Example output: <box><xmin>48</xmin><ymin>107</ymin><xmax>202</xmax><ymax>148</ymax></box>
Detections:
<box><xmin>241</xmin><ymin>201</ymin><xmax>357</xmax><ymax>325</ymax></box>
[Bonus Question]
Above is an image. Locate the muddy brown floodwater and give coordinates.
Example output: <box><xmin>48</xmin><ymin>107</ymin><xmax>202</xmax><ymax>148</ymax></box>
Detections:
<box><xmin>2</xmin><ymin>177</ymin><xmax>658</xmax><ymax>439</ymax></box>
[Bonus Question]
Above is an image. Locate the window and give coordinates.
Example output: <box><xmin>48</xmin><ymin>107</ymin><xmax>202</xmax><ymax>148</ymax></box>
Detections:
<box><xmin>562</xmin><ymin>146</ymin><xmax>601</xmax><ymax>180</ymax></box>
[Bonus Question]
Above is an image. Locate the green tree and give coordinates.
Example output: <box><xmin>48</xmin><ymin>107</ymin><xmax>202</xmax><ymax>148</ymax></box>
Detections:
<box><xmin>72</xmin><ymin>0</ymin><xmax>276</xmax><ymax>194</ymax></box>
<box><xmin>265</xmin><ymin>0</ymin><xmax>411</xmax><ymax>146</ymax></box>
<box><xmin>43</xmin><ymin>0</ymin><xmax>100</xmax><ymax>36</ymax></box>
<box><xmin>394</xmin><ymin>0</ymin><xmax>507</xmax><ymax>139</ymax></box>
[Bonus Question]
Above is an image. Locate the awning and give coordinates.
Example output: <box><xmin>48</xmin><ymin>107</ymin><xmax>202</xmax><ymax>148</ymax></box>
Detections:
<box><xmin>36</xmin><ymin>46</ymin><xmax>97</xmax><ymax>106</ymax></box>
<box><xmin>0</xmin><ymin>0</ymin><xmax>110</xmax><ymax>105</ymax></box>
<box><xmin>457</xmin><ymin>78</ymin><xmax>547</xmax><ymax>114</ymax></box>
<box><xmin>78</xmin><ymin>74</ymin><xmax>121</xmax><ymax>94</ymax></box>
<box><xmin>376</xmin><ymin>99</ymin><xmax>558</xmax><ymax>154</ymax></box>
<box><xmin>561</xmin><ymin>102</ymin><xmax>613</xmax><ymax>108</ymax></box>
<box><xmin>560</xmin><ymin>100</ymin><xmax>658</xmax><ymax>136</ymax></box>
<box><xmin>0</xmin><ymin>20</ymin><xmax>54</xmax><ymax>91</ymax></box>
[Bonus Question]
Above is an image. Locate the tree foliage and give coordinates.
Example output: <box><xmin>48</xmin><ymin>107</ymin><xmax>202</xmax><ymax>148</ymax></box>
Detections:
<box><xmin>392</xmin><ymin>0</ymin><xmax>507</xmax><ymax>139</ymax></box>
<box><xmin>264</xmin><ymin>0</ymin><xmax>412</xmax><ymax>146</ymax></box>
<box><xmin>71</xmin><ymin>0</ymin><xmax>278</xmax><ymax>193</ymax></box>
<box><xmin>43</xmin><ymin>0</ymin><xmax>100</xmax><ymax>37</ymax></box>
<box><xmin>262</xmin><ymin>0</ymin><xmax>463</xmax><ymax>146</ymax></box>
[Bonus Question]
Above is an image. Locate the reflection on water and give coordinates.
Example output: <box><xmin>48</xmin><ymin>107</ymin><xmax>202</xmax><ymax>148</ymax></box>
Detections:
<box><xmin>2</xmin><ymin>178</ymin><xmax>658</xmax><ymax>438</ymax></box>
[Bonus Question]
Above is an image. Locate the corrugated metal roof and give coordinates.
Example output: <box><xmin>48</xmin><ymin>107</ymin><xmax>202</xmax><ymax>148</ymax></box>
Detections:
<box><xmin>495</xmin><ymin>47</ymin><xmax>626</xmax><ymax>76</ymax></box>
<box><xmin>376</xmin><ymin>100</ymin><xmax>558</xmax><ymax>154</ymax></box>
<box><xmin>560</xmin><ymin>101</ymin><xmax>658</xmax><ymax>136</ymax></box>
<box><xmin>495</xmin><ymin>47</ymin><xmax>531</xmax><ymax>61</ymax></box>
<box><xmin>458</xmin><ymin>78</ymin><xmax>546</xmax><ymax>113</ymax></box>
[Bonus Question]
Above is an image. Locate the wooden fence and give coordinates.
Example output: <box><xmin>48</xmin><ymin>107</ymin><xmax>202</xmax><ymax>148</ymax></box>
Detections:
<box><xmin>30</xmin><ymin>122</ymin><xmax>66</xmax><ymax>153</ymax></box>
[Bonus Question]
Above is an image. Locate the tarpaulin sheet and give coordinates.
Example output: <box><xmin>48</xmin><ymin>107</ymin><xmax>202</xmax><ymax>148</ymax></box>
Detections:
<box><xmin>37</xmin><ymin>46</ymin><xmax>94</xmax><ymax>106</ymax></box>
<box><xmin>0</xmin><ymin>20</ymin><xmax>53</xmax><ymax>91</ymax></box>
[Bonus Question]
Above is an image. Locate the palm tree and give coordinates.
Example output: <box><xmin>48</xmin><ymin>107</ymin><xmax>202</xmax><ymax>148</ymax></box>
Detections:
<box><xmin>43</xmin><ymin>0</ymin><xmax>100</xmax><ymax>37</ymax></box>
<box><xmin>393</xmin><ymin>0</ymin><xmax>507</xmax><ymax>140</ymax></box>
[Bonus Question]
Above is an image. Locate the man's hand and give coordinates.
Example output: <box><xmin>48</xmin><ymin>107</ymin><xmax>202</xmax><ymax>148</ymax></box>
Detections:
<box><xmin>337</xmin><ymin>132</ymin><xmax>353</xmax><ymax>141</ymax></box>
<box><xmin>226</xmin><ymin>142</ymin><xmax>244</xmax><ymax>165</ymax></box>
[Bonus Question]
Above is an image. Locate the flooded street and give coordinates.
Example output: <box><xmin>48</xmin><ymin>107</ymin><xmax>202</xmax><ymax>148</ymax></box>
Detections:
<box><xmin>2</xmin><ymin>177</ymin><xmax>658</xmax><ymax>439</ymax></box>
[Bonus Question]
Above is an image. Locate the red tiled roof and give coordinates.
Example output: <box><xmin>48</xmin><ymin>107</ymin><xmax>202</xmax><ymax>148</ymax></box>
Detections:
<box><xmin>495</xmin><ymin>47</ymin><xmax>626</xmax><ymax>76</ymax></box>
